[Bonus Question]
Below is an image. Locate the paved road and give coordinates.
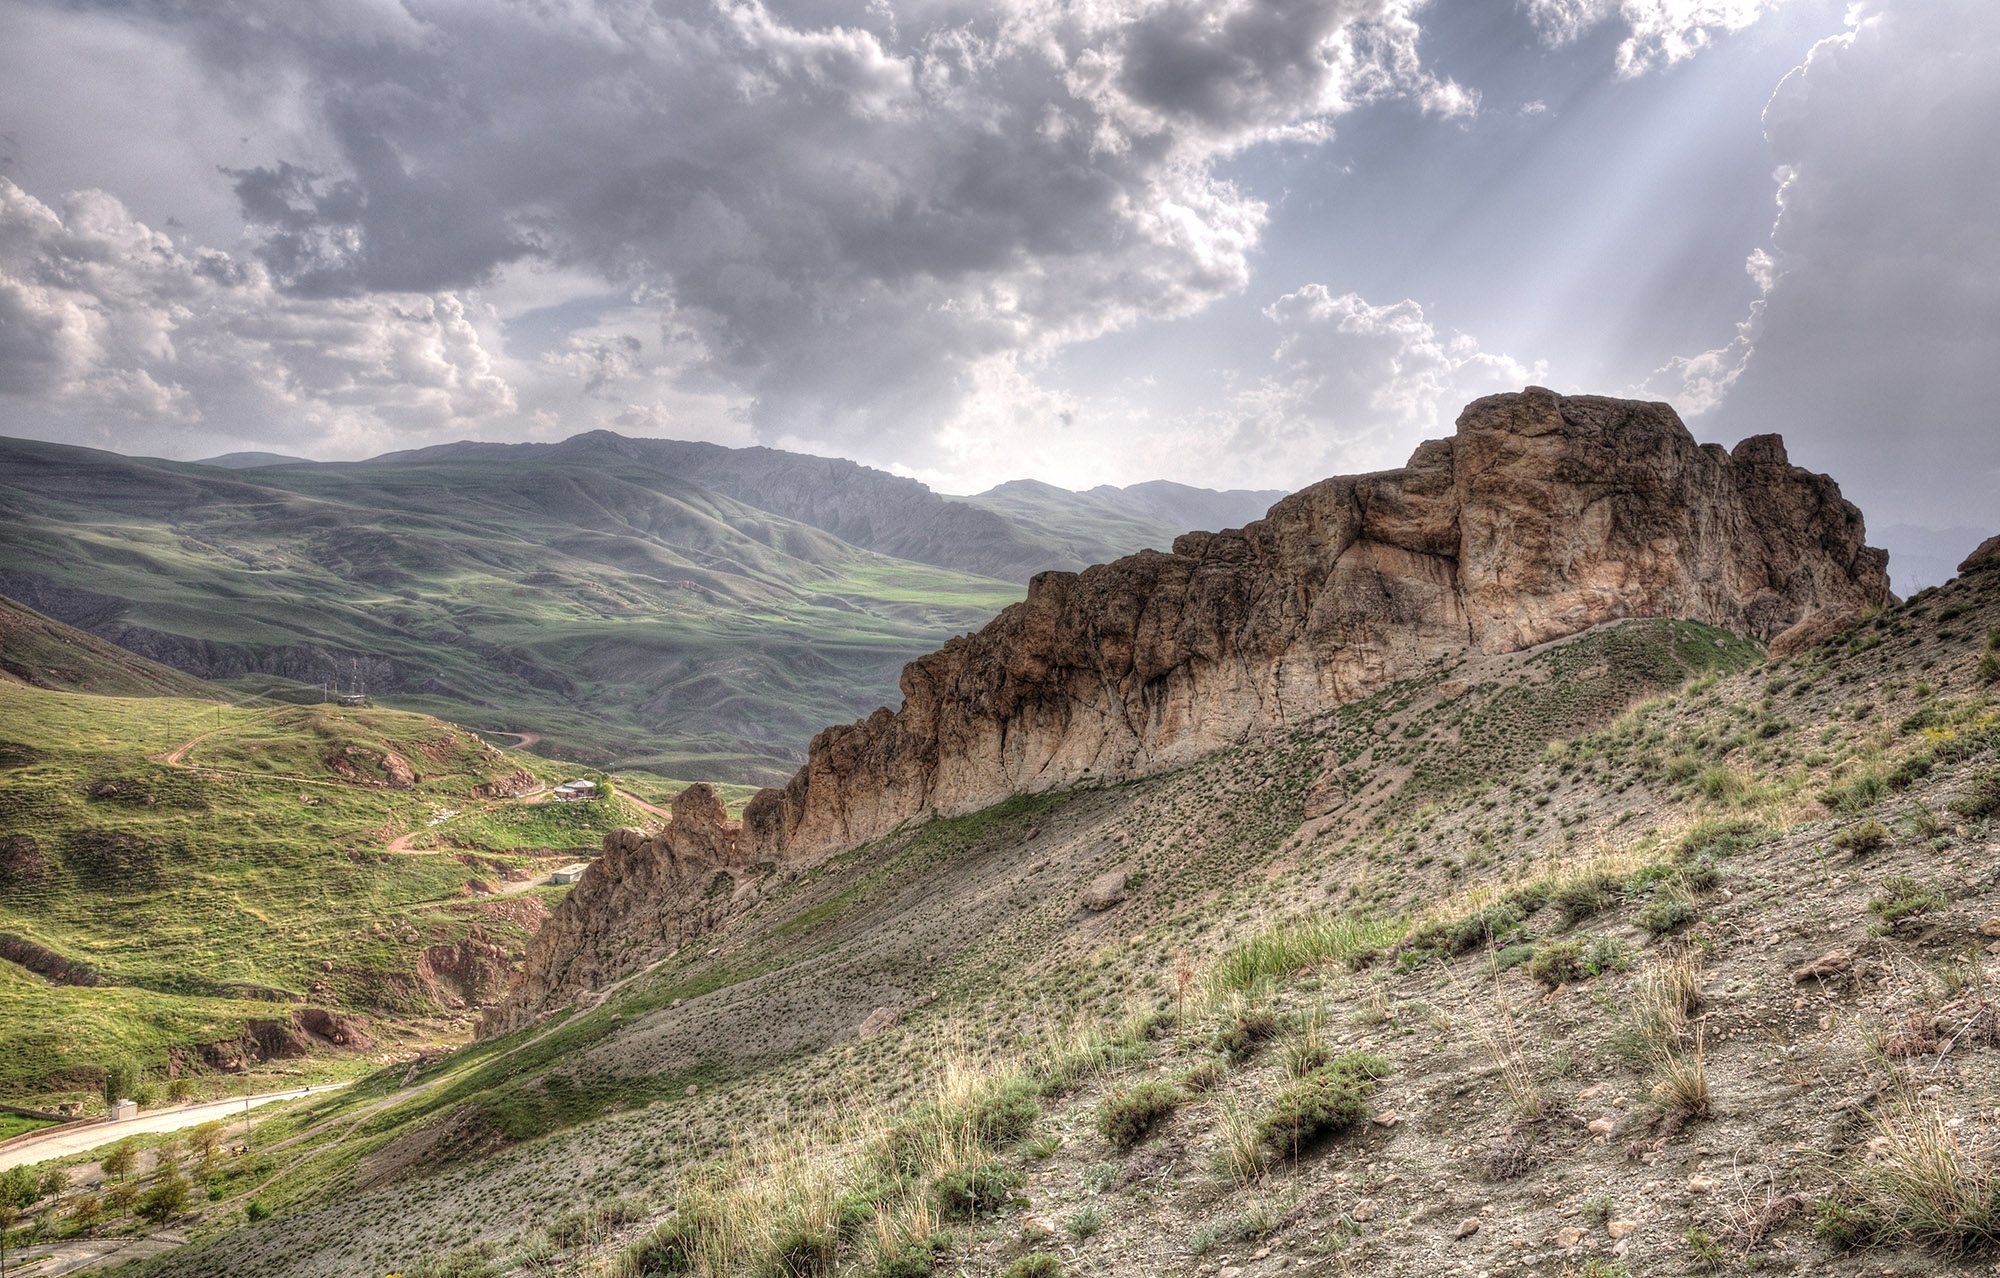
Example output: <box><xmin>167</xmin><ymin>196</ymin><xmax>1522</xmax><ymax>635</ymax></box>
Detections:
<box><xmin>0</xmin><ymin>1085</ymin><xmax>348</xmax><ymax>1172</ymax></box>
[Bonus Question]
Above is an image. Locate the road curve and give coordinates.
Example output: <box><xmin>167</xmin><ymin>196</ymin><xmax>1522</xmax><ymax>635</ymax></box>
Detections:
<box><xmin>0</xmin><ymin>1085</ymin><xmax>349</xmax><ymax>1173</ymax></box>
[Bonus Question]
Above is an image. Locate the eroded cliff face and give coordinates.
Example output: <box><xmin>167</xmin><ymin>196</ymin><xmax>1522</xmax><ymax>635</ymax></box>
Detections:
<box><xmin>488</xmin><ymin>389</ymin><xmax>1892</xmax><ymax>1031</ymax></box>
<box><xmin>740</xmin><ymin>389</ymin><xmax>1889</xmax><ymax>859</ymax></box>
<box><xmin>478</xmin><ymin>783</ymin><xmax>753</xmax><ymax>1035</ymax></box>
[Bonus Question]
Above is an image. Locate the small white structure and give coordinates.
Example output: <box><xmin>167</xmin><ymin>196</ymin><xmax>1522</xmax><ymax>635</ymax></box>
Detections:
<box><xmin>552</xmin><ymin>779</ymin><xmax>598</xmax><ymax>801</ymax></box>
<box><xmin>550</xmin><ymin>863</ymin><xmax>589</xmax><ymax>885</ymax></box>
<box><xmin>112</xmin><ymin>1098</ymin><xmax>138</xmax><ymax>1121</ymax></box>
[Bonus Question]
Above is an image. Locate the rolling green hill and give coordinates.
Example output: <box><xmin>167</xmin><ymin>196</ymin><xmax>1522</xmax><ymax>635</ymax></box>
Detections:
<box><xmin>0</xmin><ymin>677</ymin><xmax>664</xmax><ymax>1105</ymax></box>
<box><xmin>0</xmin><ymin>435</ymin><xmax>1026</xmax><ymax>784</ymax></box>
<box><xmin>0</xmin><ymin>594</ymin><xmax>221</xmax><ymax>700</ymax></box>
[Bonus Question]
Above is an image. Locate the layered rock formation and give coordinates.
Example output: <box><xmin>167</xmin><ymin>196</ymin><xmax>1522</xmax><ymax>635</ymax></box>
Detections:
<box><xmin>742</xmin><ymin>389</ymin><xmax>1890</xmax><ymax>859</ymax></box>
<box><xmin>489</xmin><ymin>389</ymin><xmax>1892</xmax><ymax>1031</ymax></box>
<box><xmin>479</xmin><ymin>782</ymin><xmax>753</xmax><ymax>1035</ymax></box>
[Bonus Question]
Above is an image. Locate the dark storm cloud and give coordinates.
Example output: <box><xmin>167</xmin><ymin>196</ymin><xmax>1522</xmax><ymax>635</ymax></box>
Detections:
<box><xmin>5</xmin><ymin>0</ymin><xmax>1467</xmax><ymax>458</ymax></box>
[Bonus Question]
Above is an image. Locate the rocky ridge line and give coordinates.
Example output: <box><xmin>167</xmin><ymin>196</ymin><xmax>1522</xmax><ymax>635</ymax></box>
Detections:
<box><xmin>740</xmin><ymin>388</ymin><xmax>1890</xmax><ymax>860</ymax></box>
<box><xmin>484</xmin><ymin>389</ymin><xmax>1893</xmax><ymax>1032</ymax></box>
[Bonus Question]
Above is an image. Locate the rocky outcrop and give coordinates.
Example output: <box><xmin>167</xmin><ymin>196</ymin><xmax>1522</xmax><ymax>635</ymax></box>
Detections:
<box><xmin>1960</xmin><ymin>534</ymin><xmax>2000</xmax><ymax>575</ymax></box>
<box><xmin>742</xmin><ymin>390</ymin><xmax>1890</xmax><ymax>860</ymax></box>
<box><xmin>489</xmin><ymin>389</ymin><xmax>1892</xmax><ymax>1029</ymax></box>
<box><xmin>477</xmin><ymin>783</ymin><xmax>753</xmax><ymax>1036</ymax></box>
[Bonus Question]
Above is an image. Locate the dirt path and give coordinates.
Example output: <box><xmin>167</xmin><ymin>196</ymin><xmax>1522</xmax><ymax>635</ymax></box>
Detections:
<box><xmin>487</xmin><ymin>730</ymin><xmax>542</xmax><ymax>750</ymax></box>
<box><xmin>0</xmin><ymin>1085</ymin><xmax>349</xmax><ymax>1173</ymax></box>
<box><xmin>155</xmin><ymin>705</ymin><xmax>287</xmax><ymax>767</ymax></box>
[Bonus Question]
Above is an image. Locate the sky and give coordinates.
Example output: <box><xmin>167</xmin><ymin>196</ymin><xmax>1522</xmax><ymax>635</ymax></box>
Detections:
<box><xmin>0</xmin><ymin>0</ymin><xmax>1993</xmax><ymax>539</ymax></box>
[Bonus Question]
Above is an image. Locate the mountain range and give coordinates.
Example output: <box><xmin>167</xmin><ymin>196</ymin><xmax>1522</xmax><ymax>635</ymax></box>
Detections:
<box><xmin>0</xmin><ymin>432</ymin><xmax>1279</xmax><ymax>784</ymax></box>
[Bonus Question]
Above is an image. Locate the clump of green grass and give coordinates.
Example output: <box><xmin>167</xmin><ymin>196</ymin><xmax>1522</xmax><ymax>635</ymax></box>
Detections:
<box><xmin>1256</xmin><ymin>1051</ymin><xmax>1392</xmax><ymax>1151</ymax></box>
<box><xmin>1852</xmin><ymin>1102</ymin><xmax>2000</xmax><ymax>1249</ymax></box>
<box><xmin>1096</xmin><ymin>1081</ymin><xmax>1184</xmax><ymax>1149</ymax></box>
<box><xmin>1525</xmin><ymin>938</ymin><xmax>1585</xmax><ymax>989</ymax></box>
<box><xmin>1212</xmin><ymin>1007</ymin><xmax>1281</xmax><ymax>1061</ymax></box>
<box><xmin>998</xmin><ymin>1254</ymin><xmax>1065</xmax><ymax>1278</ymax></box>
<box><xmin>1870</xmin><ymin>875</ymin><xmax>1949</xmax><ymax>925</ymax></box>
<box><xmin>1634</xmin><ymin>887</ymin><xmax>1700</xmax><ymax>935</ymax></box>
<box><xmin>968</xmin><ymin>1078</ymin><xmax>1040</xmax><ymax>1148</ymax></box>
<box><xmin>1209</xmin><ymin>913</ymin><xmax>1406</xmax><ymax>990</ymax></box>
<box><xmin>929</xmin><ymin>1162</ymin><xmax>1022</xmax><ymax>1220</ymax></box>
<box><xmin>1834</xmin><ymin>819</ymin><xmax>1891</xmax><ymax>856</ymax></box>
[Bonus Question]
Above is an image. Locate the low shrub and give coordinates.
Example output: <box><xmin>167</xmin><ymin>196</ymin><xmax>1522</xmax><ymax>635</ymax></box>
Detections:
<box><xmin>1096</xmin><ymin>1081</ymin><xmax>1184</xmax><ymax>1149</ymax></box>
<box><xmin>1525</xmin><ymin>938</ymin><xmax>1586</xmax><ymax>989</ymax></box>
<box><xmin>1634</xmin><ymin>889</ymin><xmax>1699</xmax><ymax>936</ymax></box>
<box><xmin>1869</xmin><ymin>875</ymin><xmax>1949</xmax><ymax>925</ymax></box>
<box><xmin>998</xmin><ymin>1256</ymin><xmax>1066</xmax><ymax>1278</ymax></box>
<box><xmin>1833</xmin><ymin>819</ymin><xmax>1891</xmax><ymax>856</ymax></box>
<box><xmin>1949</xmin><ymin>769</ymin><xmax>2000</xmax><ymax>822</ymax></box>
<box><xmin>1255</xmin><ymin>1052</ymin><xmax>1391</xmax><ymax>1151</ymax></box>
<box><xmin>1175</xmin><ymin>1059</ymin><xmax>1225</xmax><ymax>1093</ymax></box>
<box><xmin>969</xmin><ymin>1079</ymin><xmax>1040</xmax><ymax>1148</ymax></box>
<box><xmin>1212</xmin><ymin>1009</ymin><xmax>1281</xmax><ymax>1061</ymax></box>
<box><xmin>930</xmin><ymin>1162</ymin><xmax>1023</xmax><ymax>1220</ymax></box>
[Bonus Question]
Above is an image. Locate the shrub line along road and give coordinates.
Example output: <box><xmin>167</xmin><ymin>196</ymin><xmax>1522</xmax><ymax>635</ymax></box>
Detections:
<box><xmin>0</xmin><ymin>1086</ymin><xmax>350</xmax><ymax>1173</ymax></box>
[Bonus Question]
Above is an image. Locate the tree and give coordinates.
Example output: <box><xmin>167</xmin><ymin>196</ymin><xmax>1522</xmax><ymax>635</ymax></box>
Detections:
<box><xmin>0</xmin><ymin>1200</ymin><xmax>19</xmax><ymax>1277</ymax></box>
<box><xmin>101</xmin><ymin>1139</ymin><xmax>137</xmax><ymax>1183</ymax></box>
<box><xmin>100</xmin><ymin>1059</ymin><xmax>138</xmax><ymax>1112</ymax></box>
<box><xmin>37</xmin><ymin>1167</ymin><xmax>68</xmax><ymax>1202</ymax></box>
<box><xmin>187</xmin><ymin>1121</ymin><xmax>224</xmax><ymax>1171</ymax></box>
<box><xmin>68</xmin><ymin>1193</ymin><xmax>101</xmax><ymax>1227</ymax></box>
<box><xmin>0</xmin><ymin>1166</ymin><xmax>36</xmax><ymax>1210</ymax></box>
<box><xmin>106</xmin><ymin>1182</ymin><xmax>136</xmax><ymax>1215</ymax></box>
<box><xmin>136</xmin><ymin>1169</ymin><xmax>188</xmax><ymax>1228</ymax></box>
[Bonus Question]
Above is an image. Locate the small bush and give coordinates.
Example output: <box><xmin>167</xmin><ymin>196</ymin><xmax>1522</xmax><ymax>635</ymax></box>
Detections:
<box><xmin>1212</xmin><ymin>1009</ymin><xmax>1281</xmax><ymax>1061</ymax></box>
<box><xmin>1175</xmin><ymin>1059</ymin><xmax>1224</xmax><ymax>1093</ymax></box>
<box><xmin>930</xmin><ymin>1162</ymin><xmax>1023</xmax><ymax>1220</ymax></box>
<box><xmin>998</xmin><ymin>1256</ymin><xmax>1065</xmax><ymax>1278</ymax></box>
<box><xmin>1583</xmin><ymin>935</ymin><xmax>1634</xmax><ymax>977</ymax></box>
<box><xmin>1096</xmin><ymin>1081</ymin><xmax>1183</xmax><ymax>1149</ymax></box>
<box><xmin>1549</xmin><ymin>871</ymin><xmax>1619</xmax><ymax>925</ymax></box>
<box><xmin>1833</xmin><ymin>819</ymin><xmax>1891</xmax><ymax>856</ymax></box>
<box><xmin>1812</xmin><ymin>1197</ymin><xmax>1880</xmax><ymax>1250</ymax></box>
<box><xmin>1869</xmin><ymin>875</ymin><xmax>1949</xmax><ymax>925</ymax></box>
<box><xmin>1525</xmin><ymin>938</ymin><xmax>1585</xmax><ymax>989</ymax></box>
<box><xmin>1948</xmin><ymin>769</ymin><xmax>2000</xmax><ymax>822</ymax></box>
<box><xmin>1065</xmin><ymin>1203</ymin><xmax>1106</xmax><ymax>1239</ymax></box>
<box><xmin>969</xmin><ymin>1079</ymin><xmax>1040</xmax><ymax>1148</ymax></box>
<box><xmin>1634</xmin><ymin>889</ymin><xmax>1699</xmax><ymax>935</ymax></box>
<box><xmin>245</xmin><ymin>1199</ymin><xmax>272</xmax><ymax>1223</ymax></box>
<box><xmin>1256</xmin><ymin>1052</ymin><xmax>1391</xmax><ymax>1151</ymax></box>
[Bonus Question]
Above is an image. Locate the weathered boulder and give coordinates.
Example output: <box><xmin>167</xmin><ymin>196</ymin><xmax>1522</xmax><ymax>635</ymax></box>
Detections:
<box><xmin>1082</xmin><ymin>870</ymin><xmax>1129</xmax><ymax>911</ymax></box>
<box><xmin>744</xmin><ymin>390</ymin><xmax>1891</xmax><ymax>862</ymax></box>
<box><xmin>1959</xmin><ymin>533</ymin><xmax>2000</xmax><ymax>575</ymax></box>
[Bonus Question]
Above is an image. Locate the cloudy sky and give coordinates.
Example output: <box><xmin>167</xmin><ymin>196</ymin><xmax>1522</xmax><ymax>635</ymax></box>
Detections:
<box><xmin>0</xmin><ymin>0</ymin><xmax>1993</xmax><ymax>538</ymax></box>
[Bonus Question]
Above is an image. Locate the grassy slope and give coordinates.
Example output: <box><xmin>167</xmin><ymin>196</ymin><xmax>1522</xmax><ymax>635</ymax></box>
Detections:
<box><xmin>76</xmin><ymin>570</ymin><xmax>2000</xmax><ymax>1277</ymax></box>
<box><xmin>0</xmin><ymin>682</ymin><xmax>671</xmax><ymax>1105</ymax></box>
<box><xmin>0</xmin><ymin>595</ymin><xmax>220</xmax><ymax>700</ymax></box>
<box><xmin>0</xmin><ymin>437</ymin><xmax>1022</xmax><ymax>785</ymax></box>
<box><xmin>102</xmin><ymin>615</ymin><xmax>1783</xmax><ymax>1273</ymax></box>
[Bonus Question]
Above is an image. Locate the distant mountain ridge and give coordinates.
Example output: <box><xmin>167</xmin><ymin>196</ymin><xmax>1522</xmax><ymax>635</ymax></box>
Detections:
<box><xmin>0</xmin><ymin>430</ymin><xmax>1287</xmax><ymax>782</ymax></box>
